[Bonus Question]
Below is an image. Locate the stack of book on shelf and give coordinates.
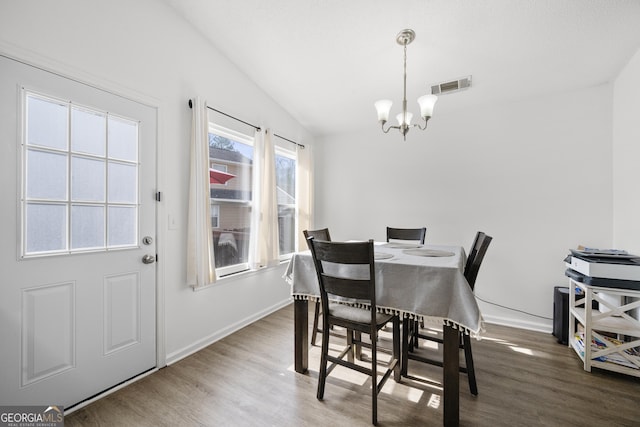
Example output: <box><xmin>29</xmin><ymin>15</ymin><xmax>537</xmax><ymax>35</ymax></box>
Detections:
<box><xmin>573</xmin><ymin>330</ymin><xmax>640</xmax><ymax>370</ymax></box>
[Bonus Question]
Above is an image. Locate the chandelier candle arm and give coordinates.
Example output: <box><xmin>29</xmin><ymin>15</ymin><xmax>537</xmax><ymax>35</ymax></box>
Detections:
<box><xmin>374</xmin><ymin>29</ymin><xmax>437</xmax><ymax>140</ymax></box>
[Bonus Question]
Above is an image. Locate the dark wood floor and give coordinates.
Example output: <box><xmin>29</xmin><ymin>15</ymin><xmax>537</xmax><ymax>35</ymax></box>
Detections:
<box><xmin>66</xmin><ymin>304</ymin><xmax>640</xmax><ymax>426</ymax></box>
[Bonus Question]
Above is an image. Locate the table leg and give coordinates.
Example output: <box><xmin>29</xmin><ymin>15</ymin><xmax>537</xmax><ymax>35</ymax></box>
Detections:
<box><xmin>294</xmin><ymin>299</ymin><xmax>308</xmax><ymax>373</ymax></box>
<box><xmin>443</xmin><ymin>324</ymin><xmax>460</xmax><ymax>427</ymax></box>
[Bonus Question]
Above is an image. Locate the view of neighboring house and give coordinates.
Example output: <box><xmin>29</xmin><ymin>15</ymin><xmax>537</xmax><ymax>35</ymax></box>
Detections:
<box><xmin>209</xmin><ymin>142</ymin><xmax>296</xmax><ymax>269</ymax></box>
<box><xmin>209</xmin><ymin>145</ymin><xmax>253</xmax><ymax>268</ymax></box>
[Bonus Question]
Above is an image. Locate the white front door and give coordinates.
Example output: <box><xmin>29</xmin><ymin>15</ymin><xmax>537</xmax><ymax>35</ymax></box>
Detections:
<box><xmin>0</xmin><ymin>55</ymin><xmax>157</xmax><ymax>409</ymax></box>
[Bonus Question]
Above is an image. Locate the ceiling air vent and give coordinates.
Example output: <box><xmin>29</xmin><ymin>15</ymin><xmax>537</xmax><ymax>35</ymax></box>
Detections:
<box><xmin>431</xmin><ymin>75</ymin><xmax>472</xmax><ymax>95</ymax></box>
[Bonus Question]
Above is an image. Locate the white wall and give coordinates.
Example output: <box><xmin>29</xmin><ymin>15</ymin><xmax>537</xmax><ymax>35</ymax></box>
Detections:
<box><xmin>1</xmin><ymin>0</ymin><xmax>633</xmax><ymax>356</ymax></box>
<box><xmin>613</xmin><ymin>48</ymin><xmax>640</xmax><ymax>253</ymax></box>
<box><xmin>0</xmin><ymin>0</ymin><xmax>313</xmax><ymax>362</ymax></box>
<box><xmin>315</xmin><ymin>84</ymin><xmax>613</xmax><ymax>331</ymax></box>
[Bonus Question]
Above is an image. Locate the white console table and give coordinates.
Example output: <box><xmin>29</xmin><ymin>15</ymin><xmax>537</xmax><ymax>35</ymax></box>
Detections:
<box><xmin>568</xmin><ymin>277</ymin><xmax>640</xmax><ymax>377</ymax></box>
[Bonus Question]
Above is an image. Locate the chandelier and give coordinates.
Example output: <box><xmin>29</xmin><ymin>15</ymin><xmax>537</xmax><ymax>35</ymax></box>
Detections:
<box><xmin>374</xmin><ymin>29</ymin><xmax>438</xmax><ymax>141</ymax></box>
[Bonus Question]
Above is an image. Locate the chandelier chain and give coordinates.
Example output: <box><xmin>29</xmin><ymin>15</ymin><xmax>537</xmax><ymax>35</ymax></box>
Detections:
<box><xmin>402</xmin><ymin>42</ymin><xmax>408</xmax><ymax>131</ymax></box>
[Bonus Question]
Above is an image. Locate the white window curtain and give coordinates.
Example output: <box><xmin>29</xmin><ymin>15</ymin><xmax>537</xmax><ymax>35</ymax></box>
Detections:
<box><xmin>187</xmin><ymin>97</ymin><xmax>216</xmax><ymax>288</ymax></box>
<box><xmin>296</xmin><ymin>143</ymin><xmax>312</xmax><ymax>247</ymax></box>
<box><xmin>248</xmin><ymin>128</ymin><xmax>280</xmax><ymax>268</ymax></box>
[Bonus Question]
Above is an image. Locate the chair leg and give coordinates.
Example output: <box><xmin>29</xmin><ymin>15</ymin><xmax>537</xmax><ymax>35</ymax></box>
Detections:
<box><xmin>317</xmin><ymin>321</ymin><xmax>330</xmax><ymax>400</ymax></box>
<box><xmin>311</xmin><ymin>301</ymin><xmax>321</xmax><ymax>346</ymax></box>
<box><xmin>372</xmin><ymin>385</ymin><xmax>377</xmax><ymax>426</ymax></box>
<box><xmin>412</xmin><ymin>319</ymin><xmax>419</xmax><ymax>349</ymax></box>
<box><xmin>407</xmin><ymin>319</ymin><xmax>414</xmax><ymax>352</ymax></box>
<box><xmin>347</xmin><ymin>329</ymin><xmax>355</xmax><ymax>363</ymax></box>
<box><xmin>462</xmin><ymin>334</ymin><xmax>478</xmax><ymax>395</ymax></box>
<box><xmin>402</xmin><ymin>321</ymin><xmax>479</xmax><ymax>395</ymax></box>
<box><xmin>371</xmin><ymin>330</ymin><xmax>378</xmax><ymax>426</ymax></box>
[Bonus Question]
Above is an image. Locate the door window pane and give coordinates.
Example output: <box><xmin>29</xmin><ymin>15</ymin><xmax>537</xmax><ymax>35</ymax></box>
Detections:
<box><xmin>108</xmin><ymin>206</ymin><xmax>136</xmax><ymax>247</ymax></box>
<box><xmin>71</xmin><ymin>205</ymin><xmax>105</xmax><ymax>249</ymax></box>
<box><xmin>108</xmin><ymin>162</ymin><xmax>137</xmax><ymax>203</ymax></box>
<box><xmin>25</xmin><ymin>203</ymin><xmax>67</xmax><ymax>253</ymax></box>
<box><xmin>108</xmin><ymin>116</ymin><xmax>138</xmax><ymax>161</ymax></box>
<box><xmin>26</xmin><ymin>149</ymin><xmax>67</xmax><ymax>200</ymax></box>
<box><xmin>71</xmin><ymin>107</ymin><xmax>106</xmax><ymax>156</ymax></box>
<box><xmin>72</xmin><ymin>156</ymin><xmax>105</xmax><ymax>202</ymax></box>
<box><xmin>26</xmin><ymin>95</ymin><xmax>68</xmax><ymax>150</ymax></box>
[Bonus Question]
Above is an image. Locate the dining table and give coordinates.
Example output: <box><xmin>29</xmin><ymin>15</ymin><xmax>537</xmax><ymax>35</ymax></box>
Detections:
<box><xmin>283</xmin><ymin>241</ymin><xmax>484</xmax><ymax>427</ymax></box>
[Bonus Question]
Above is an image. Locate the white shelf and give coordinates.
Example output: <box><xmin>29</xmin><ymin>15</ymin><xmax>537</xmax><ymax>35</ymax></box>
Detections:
<box><xmin>571</xmin><ymin>307</ymin><xmax>640</xmax><ymax>336</ymax></box>
<box><xmin>568</xmin><ymin>277</ymin><xmax>640</xmax><ymax>378</ymax></box>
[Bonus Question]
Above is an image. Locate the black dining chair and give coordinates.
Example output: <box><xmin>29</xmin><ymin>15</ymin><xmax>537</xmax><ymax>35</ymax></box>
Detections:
<box><xmin>308</xmin><ymin>237</ymin><xmax>400</xmax><ymax>426</ymax></box>
<box><xmin>303</xmin><ymin>228</ymin><xmax>331</xmax><ymax>346</ymax></box>
<box><xmin>386</xmin><ymin>226</ymin><xmax>426</xmax><ymax>244</ymax></box>
<box><xmin>386</xmin><ymin>227</ymin><xmax>427</xmax><ymax>350</ymax></box>
<box><xmin>401</xmin><ymin>231</ymin><xmax>492</xmax><ymax>396</ymax></box>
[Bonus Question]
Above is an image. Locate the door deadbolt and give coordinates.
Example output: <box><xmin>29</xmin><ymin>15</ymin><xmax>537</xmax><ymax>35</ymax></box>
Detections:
<box><xmin>142</xmin><ymin>236</ymin><xmax>153</xmax><ymax>245</ymax></box>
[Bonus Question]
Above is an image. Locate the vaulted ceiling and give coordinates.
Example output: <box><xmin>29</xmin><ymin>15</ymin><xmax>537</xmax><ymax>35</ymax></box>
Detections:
<box><xmin>162</xmin><ymin>0</ymin><xmax>640</xmax><ymax>137</ymax></box>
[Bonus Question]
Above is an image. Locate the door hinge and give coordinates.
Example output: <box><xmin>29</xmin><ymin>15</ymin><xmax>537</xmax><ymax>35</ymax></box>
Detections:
<box><xmin>155</xmin><ymin>191</ymin><xmax>161</xmax><ymax>202</ymax></box>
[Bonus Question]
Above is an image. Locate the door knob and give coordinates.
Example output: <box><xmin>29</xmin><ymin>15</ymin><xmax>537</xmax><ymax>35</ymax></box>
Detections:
<box><xmin>142</xmin><ymin>254</ymin><xmax>156</xmax><ymax>264</ymax></box>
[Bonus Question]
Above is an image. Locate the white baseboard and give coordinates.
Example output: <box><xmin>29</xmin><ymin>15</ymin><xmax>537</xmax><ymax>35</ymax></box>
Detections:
<box><xmin>166</xmin><ymin>300</ymin><xmax>554</xmax><ymax>365</ymax></box>
<box><xmin>165</xmin><ymin>298</ymin><xmax>291</xmax><ymax>365</ymax></box>
<box><xmin>483</xmin><ymin>314</ymin><xmax>552</xmax><ymax>334</ymax></box>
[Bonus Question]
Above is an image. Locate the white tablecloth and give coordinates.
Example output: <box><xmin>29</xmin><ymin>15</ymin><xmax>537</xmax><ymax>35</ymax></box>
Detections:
<box><xmin>283</xmin><ymin>243</ymin><xmax>484</xmax><ymax>337</ymax></box>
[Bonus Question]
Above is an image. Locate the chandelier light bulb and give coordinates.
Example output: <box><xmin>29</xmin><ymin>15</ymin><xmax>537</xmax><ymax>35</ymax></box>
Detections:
<box><xmin>417</xmin><ymin>94</ymin><xmax>437</xmax><ymax>118</ymax></box>
<box><xmin>374</xmin><ymin>99</ymin><xmax>393</xmax><ymax>122</ymax></box>
<box><xmin>396</xmin><ymin>111</ymin><xmax>413</xmax><ymax>126</ymax></box>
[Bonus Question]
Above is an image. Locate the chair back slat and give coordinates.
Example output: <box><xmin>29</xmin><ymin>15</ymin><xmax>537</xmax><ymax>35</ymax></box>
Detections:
<box><xmin>386</xmin><ymin>227</ymin><xmax>426</xmax><ymax>244</ymax></box>
<box><xmin>303</xmin><ymin>228</ymin><xmax>331</xmax><ymax>249</ymax></box>
<box><xmin>464</xmin><ymin>232</ymin><xmax>492</xmax><ymax>290</ymax></box>
<box><xmin>308</xmin><ymin>238</ymin><xmax>376</xmax><ymax>307</ymax></box>
<box><xmin>321</xmin><ymin>276</ymin><xmax>372</xmax><ymax>300</ymax></box>
<box><xmin>309</xmin><ymin>239</ymin><xmax>372</xmax><ymax>265</ymax></box>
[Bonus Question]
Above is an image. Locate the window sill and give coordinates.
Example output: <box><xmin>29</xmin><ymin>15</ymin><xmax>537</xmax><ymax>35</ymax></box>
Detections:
<box><xmin>190</xmin><ymin>259</ymin><xmax>290</xmax><ymax>292</ymax></box>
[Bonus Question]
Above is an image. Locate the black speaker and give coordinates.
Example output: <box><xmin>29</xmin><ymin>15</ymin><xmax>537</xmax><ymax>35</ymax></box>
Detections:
<box><xmin>553</xmin><ymin>286</ymin><xmax>569</xmax><ymax>345</ymax></box>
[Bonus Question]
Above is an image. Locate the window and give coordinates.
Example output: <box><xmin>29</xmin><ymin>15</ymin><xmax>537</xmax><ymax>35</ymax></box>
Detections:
<box><xmin>22</xmin><ymin>91</ymin><xmax>139</xmax><ymax>257</ymax></box>
<box><xmin>206</xmin><ymin>119</ymin><xmax>301</xmax><ymax>276</ymax></box>
<box><xmin>211</xmin><ymin>163</ymin><xmax>229</xmax><ymax>186</ymax></box>
<box><xmin>208</xmin><ymin>125</ymin><xmax>253</xmax><ymax>275</ymax></box>
<box><xmin>210</xmin><ymin>204</ymin><xmax>220</xmax><ymax>228</ymax></box>
<box><xmin>275</xmin><ymin>145</ymin><xmax>297</xmax><ymax>258</ymax></box>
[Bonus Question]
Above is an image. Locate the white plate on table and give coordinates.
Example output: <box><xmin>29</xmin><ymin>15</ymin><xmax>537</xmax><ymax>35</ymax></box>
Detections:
<box><xmin>403</xmin><ymin>248</ymin><xmax>455</xmax><ymax>257</ymax></box>
<box><xmin>382</xmin><ymin>243</ymin><xmax>423</xmax><ymax>249</ymax></box>
<box><xmin>374</xmin><ymin>252</ymin><xmax>394</xmax><ymax>260</ymax></box>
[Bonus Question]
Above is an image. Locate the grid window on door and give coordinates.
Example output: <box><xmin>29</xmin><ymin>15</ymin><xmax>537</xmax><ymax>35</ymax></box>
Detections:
<box><xmin>22</xmin><ymin>91</ymin><xmax>139</xmax><ymax>256</ymax></box>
